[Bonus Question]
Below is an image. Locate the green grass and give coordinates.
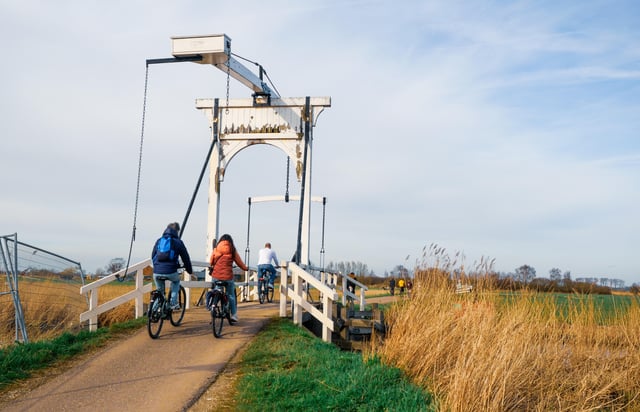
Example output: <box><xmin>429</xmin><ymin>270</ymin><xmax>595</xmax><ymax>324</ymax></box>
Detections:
<box><xmin>235</xmin><ymin>318</ymin><xmax>435</xmax><ymax>412</ymax></box>
<box><xmin>496</xmin><ymin>291</ymin><xmax>637</xmax><ymax>324</ymax></box>
<box><xmin>0</xmin><ymin>317</ymin><xmax>146</xmax><ymax>389</ymax></box>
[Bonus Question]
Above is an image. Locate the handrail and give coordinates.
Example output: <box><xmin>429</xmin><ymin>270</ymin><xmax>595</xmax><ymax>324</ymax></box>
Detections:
<box><xmin>341</xmin><ymin>275</ymin><xmax>368</xmax><ymax>307</ymax></box>
<box><xmin>280</xmin><ymin>261</ymin><xmax>343</xmax><ymax>343</ymax></box>
<box><xmin>79</xmin><ymin>257</ymin><xmax>367</xmax><ymax>340</ymax></box>
<box><xmin>79</xmin><ymin>258</ymin><xmax>211</xmax><ymax>331</ymax></box>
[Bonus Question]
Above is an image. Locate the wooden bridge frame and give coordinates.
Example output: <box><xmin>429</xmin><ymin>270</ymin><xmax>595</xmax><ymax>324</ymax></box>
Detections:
<box><xmin>79</xmin><ymin>259</ymin><xmax>365</xmax><ymax>343</ymax></box>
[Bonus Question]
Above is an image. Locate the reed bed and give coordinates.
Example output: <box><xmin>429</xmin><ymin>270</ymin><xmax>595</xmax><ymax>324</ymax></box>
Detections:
<box><xmin>374</xmin><ymin>247</ymin><xmax>640</xmax><ymax>411</ymax></box>
<box><xmin>0</xmin><ymin>280</ymin><xmax>139</xmax><ymax>346</ymax></box>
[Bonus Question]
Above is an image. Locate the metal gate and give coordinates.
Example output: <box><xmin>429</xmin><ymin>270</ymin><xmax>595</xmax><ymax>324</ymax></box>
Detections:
<box><xmin>0</xmin><ymin>233</ymin><xmax>29</xmax><ymax>343</ymax></box>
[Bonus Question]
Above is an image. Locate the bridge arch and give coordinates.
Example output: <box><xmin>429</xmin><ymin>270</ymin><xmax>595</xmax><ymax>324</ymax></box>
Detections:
<box><xmin>196</xmin><ymin>96</ymin><xmax>330</xmax><ymax>273</ymax></box>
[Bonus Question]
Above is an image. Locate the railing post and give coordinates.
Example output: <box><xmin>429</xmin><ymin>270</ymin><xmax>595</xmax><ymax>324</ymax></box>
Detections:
<box><xmin>89</xmin><ymin>290</ymin><xmax>98</xmax><ymax>332</ymax></box>
<box><xmin>249</xmin><ymin>269</ymin><xmax>258</xmax><ymax>302</ymax></box>
<box><xmin>322</xmin><ymin>293</ymin><xmax>332</xmax><ymax>342</ymax></box>
<box><xmin>183</xmin><ymin>270</ymin><xmax>191</xmax><ymax>309</ymax></box>
<box><xmin>134</xmin><ymin>267</ymin><xmax>144</xmax><ymax>319</ymax></box>
<box><xmin>279</xmin><ymin>261</ymin><xmax>289</xmax><ymax>317</ymax></box>
<box><xmin>292</xmin><ymin>269</ymin><xmax>303</xmax><ymax>325</ymax></box>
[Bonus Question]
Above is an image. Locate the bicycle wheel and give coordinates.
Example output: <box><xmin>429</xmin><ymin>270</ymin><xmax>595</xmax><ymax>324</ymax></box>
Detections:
<box><xmin>211</xmin><ymin>293</ymin><xmax>224</xmax><ymax>338</ymax></box>
<box><xmin>258</xmin><ymin>280</ymin><xmax>266</xmax><ymax>304</ymax></box>
<box><xmin>267</xmin><ymin>283</ymin><xmax>274</xmax><ymax>303</ymax></box>
<box><xmin>147</xmin><ymin>295</ymin><xmax>164</xmax><ymax>339</ymax></box>
<box><xmin>170</xmin><ymin>286</ymin><xmax>186</xmax><ymax>326</ymax></box>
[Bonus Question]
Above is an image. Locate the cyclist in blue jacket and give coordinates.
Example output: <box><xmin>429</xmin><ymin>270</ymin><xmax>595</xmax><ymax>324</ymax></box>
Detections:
<box><xmin>151</xmin><ymin>222</ymin><xmax>193</xmax><ymax>310</ymax></box>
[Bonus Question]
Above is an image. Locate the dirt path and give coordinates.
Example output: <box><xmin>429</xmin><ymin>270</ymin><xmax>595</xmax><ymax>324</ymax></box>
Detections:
<box><xmin>1</xmin><ymin>302</ymin><xmax>279</xmax><ymax>412</ymax></box>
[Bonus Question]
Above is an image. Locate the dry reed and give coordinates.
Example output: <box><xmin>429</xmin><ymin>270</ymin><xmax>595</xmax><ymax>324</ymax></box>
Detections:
<box><xmin>374</xmin><ymin>245</ymin><xmax>640</xmax><ymax>411</ymax></box>
<box><xmin>0</xmin><ymin>280</ymin><xmax>143</xmax><ymax>346</ymax></box>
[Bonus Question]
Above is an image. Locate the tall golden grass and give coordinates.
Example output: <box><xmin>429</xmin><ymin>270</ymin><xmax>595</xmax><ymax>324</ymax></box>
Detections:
<box><xmin>0</xmin><ymin>280</ymin><xmax>143</xmax><ymax>346</ymax></box>
<box><xmin>374</xmin><ymin>247</ymin><xmax>640</xmax><ymax>411</ymax></box>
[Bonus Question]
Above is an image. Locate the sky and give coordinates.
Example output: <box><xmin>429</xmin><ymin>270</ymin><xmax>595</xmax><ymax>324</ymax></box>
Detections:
<box><xmin>1</xmin><ymin>1</ymin><xmax>639</xmax><ymax>284</ymax></box>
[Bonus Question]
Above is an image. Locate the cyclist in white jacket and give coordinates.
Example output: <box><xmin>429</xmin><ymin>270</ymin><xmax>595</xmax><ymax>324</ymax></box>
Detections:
<box><xmin>257</xmin><ymin>242</ymin><xmax>279</xmax><ymax>289</ymax></box>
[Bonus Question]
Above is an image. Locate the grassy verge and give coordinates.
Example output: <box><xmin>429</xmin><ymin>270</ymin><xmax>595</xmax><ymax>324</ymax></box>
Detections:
<box><xmin>0</xmin><ymin>317</ymin><xmax>146</xmax><ymax>389</ymax></box>
<box><xmin>233</xmin><ymin>318</ymin><xmax>435</xmax><ymax>411</ymax></box>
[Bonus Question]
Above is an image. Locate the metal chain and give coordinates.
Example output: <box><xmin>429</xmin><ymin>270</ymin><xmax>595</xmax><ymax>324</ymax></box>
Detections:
<box><xmin>121</xmin><ymin>63</ymin><xmax>150</xmax><ymax>282</ymax></box>
<box><xmin>285</xmin><ymin>156</ymin><xmax>290</xmax><ymax>201</ymax></box>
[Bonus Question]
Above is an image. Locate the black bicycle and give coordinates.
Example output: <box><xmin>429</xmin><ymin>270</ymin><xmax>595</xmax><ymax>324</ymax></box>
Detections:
<box><xmin>147</xmin><ymin>277</ymin><xmax>186</xmax><ymax>339</ymax></box>
<box><xmin>206</xmin><ymin>280</ymin><xmax>234</xmax><ymax>338</ymax></box>
<box><xmin>257</xmin><ymin>268</ymin><xmax>274</xmax><ymax>304</ymax></box>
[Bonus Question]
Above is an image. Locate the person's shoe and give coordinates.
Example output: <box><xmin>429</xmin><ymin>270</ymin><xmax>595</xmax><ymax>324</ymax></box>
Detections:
<box><xmin>170</xmin><ymin>303</ymin><xmax>181</xmax><ymax>311</ymax></box>
<box><xmin>230</xmin><ymin>314</ymin><xmax>238</xmax><ymax>323</ymax></box>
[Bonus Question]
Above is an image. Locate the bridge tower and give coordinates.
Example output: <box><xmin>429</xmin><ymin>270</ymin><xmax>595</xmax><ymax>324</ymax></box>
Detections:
<box><xmin>170</xmin><ymin>35</ymin><xmax>331</xmax><ymax>271</ymax></box>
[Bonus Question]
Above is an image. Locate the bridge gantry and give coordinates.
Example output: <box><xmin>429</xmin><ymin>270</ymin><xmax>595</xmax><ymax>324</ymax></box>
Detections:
<box><xmin>169</xmin><ymin>34</ymin><xmax>331</xmax><ymax>273</ymax></box>
<box><xmin>195</xmin><ymin>96</ymin><xmax>330</xmax><ymax>272</ymax></box>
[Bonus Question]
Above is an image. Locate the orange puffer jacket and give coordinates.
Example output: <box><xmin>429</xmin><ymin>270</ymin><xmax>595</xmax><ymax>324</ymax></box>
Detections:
<box><xmin>209</xmin><ymin>240</ymin><xmax>248</xmax><ymax>281</ymax></box>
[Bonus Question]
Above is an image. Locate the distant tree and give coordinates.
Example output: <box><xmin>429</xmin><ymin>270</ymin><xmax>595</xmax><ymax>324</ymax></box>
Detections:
<box><xmin>515</xmin><ymin>265</ymin><xmax>536</xmax><ymax>284</ymax></box>
<box><xmin>530</xmin><ymin>277</ymin><xmax>553</xmax><ymax>292</ymax></box>
<box><xmin>500</xmin><ymin>271</ymin><xmax>515</xmax><ymax>280</ymax></box>
<box><xmin>563</xmin><ymin>271</ymin><xmax>572</xmax><ymax>281</ymax></box>
<box><xmin>326</xmin><ymin>261</ymin><xmax>369</xmax><ymax>277</ymax></box>
<box><xmin>631</xmin><ymin>283</ymin><xmax>640</xmax><ymax>295</ymax></box>
<box><xmin>94</xmin><ymin>268</ymin><xmax>105</xmax><ymax>277</ymax></box>
<box><xmin>394</xmin><ymin>265</ymin><xmax>410</xmax><ymax>278</ymax></box>
<box><xmin>613</xmin><ymin>279</ymin><xmax>625</xmax><ymax>289</ymax></box>
<box><xmin>105</xmin><ymin>257</ymin><xmax>125</xmax><ymax>274</ymax></box>
<box><xmin>549</xmin><ymin>268</ymin><xmax>562</xmax><ymax>282</ymax></box>
<box><xmin>59</xmin><ymin>267</ymin><xmax>77</xmax><ymax>280</ymax></box>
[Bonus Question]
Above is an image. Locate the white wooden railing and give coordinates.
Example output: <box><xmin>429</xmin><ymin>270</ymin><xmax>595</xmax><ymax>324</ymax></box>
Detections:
<box><xmin>80</xmin><ymin>258</ymin><xmax>368</xmax><ymax>343</ymax></box>
<box><xmin>278</xmin><ymin>262</ymin><xmax>369</xmax><ymax>343</ymax></box>
<box><xmin>79</xmin><ymin>258</ymin><xmax>212</xmax><ymax>331</ymax></box>
<box><xmin>312</xmin><ymin>268</ymin><xmax>368</xmax><ymax>307</ymax></box>
<box><xmin>280</xmin><ymin>262</ymin><xmax>338</xmax><ymax>342</ymax></box>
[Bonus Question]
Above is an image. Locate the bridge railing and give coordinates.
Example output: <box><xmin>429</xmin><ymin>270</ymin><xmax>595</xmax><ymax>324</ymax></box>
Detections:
<box><xmin>79</xmin><ymin>259</ymin><xmax>212</xmax><ymax>331</ymax></box>
<box><xmin>303</xmin><ymin>265</ymin><xmax>368</xmax><ymax>307</ymax></box>
<box><xmin>280</xmin><ymin>261</ymin><xmax>342</xmax><ymax>343</ymax></box>
<box><xmin>341</xmin><ymin>275</ymin><xmax>368</xmax><ymax>307</ymax></box>
<box><xmin>80</xmin><ymin>258</ymin><xmax>367</xmax><ymax>338</ymax></box>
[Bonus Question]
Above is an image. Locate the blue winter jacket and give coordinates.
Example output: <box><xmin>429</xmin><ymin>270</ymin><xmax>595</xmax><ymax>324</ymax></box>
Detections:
<box><xmin>151</xmin><ymin>227</ymin><xmax>193</xmax><ymax>274</ymax></box>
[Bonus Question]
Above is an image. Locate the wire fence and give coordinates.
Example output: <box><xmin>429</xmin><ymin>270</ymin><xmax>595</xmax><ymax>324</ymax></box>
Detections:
<box><xmin>1</xmin><ymin>234</ymin><xmax>88</xmax><ymax>347</ymax></box>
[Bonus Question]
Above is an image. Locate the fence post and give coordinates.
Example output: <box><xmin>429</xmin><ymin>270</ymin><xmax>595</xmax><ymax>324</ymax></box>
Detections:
<box><xmin>322</xmin><ymin>293</ymin><xmax>333</xmax><ymax>342</ymax></box>
<box><xmin>88</xmin><ymin>290</ymin><xmax>98</xmax><ymax>332</ymax></box>
<box><xmin>292</xmin><ymin>269</ymin><xmax>303</xmax><ymax>325</ymax></box>
<box><xmin>135</xmin><ymin>268</ymin><xmax>145</xmax><ymax>318</ymax></box>
<box><xmin>279</xmin><ymin>261</ymin><xmax>289</xmax><ymax>317</ymax></box>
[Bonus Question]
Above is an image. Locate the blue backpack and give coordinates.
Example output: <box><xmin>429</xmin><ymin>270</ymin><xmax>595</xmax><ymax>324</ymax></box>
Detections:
<box><xmin>155</xmin><ymin>235</ymin><xmax>175</xmax><ymax>262</ymax></box>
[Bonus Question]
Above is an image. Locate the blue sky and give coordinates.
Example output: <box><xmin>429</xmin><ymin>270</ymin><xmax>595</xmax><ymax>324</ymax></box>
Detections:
<box><xmin>1</xmin><ymin>1</ymin><xmax>639</xmax><ymax>284</ymax></box>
